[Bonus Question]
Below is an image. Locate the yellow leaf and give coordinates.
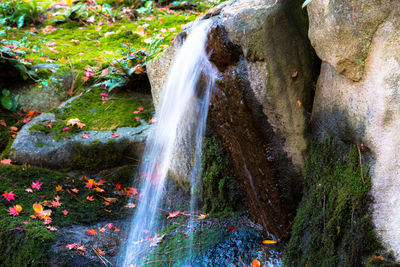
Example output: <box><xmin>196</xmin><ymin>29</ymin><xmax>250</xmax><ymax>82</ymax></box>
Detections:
<box><xmin>137</xmin><ymin>26</ymin><xmax>145</xmax><ymax>36</ymax></box>
<box><xmin>15</xmin><ymin>205</ymin><xmax>22</xmax><ymax>212</ymax></box>
<box><xmin>262</xmin><ymin>240</ymin><xmax>277</xmax><ymax>244</ymax></box>
<box><xmin>33</xmin><ymin>203</ymin><xmax>43</xmax><ymax>213</ymax></box>
<box><xmin>66</xmin><ymin>0</ymin><xmax>72</xmax><ymax>8</ymax></box>
<box><xmin>59</xmin><ymin>57</ymin><xmax>68</xmax><ymax>63</ymax></box>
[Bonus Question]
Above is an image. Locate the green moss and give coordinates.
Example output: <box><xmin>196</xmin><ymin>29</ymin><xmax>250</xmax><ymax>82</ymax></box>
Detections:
<box><xmin>0</xmin><ymin>215</ymin><xmax>56</xmax><ymax>267</ymax></box>
<box><xmin>0</xmin><ymin>164</ymin><xmax>131</xmax><ymax>227</ymax></box>
<box><xmin>69</xmin><ymin>139</ymin><xmax>137</xmax><ymax>172</ymax></box>
<box><xmin>29</xmin><ymin>87</ymin><xmax>153</xmax><ymax>139</ymax></box>
<box><xmin>144</xmin><ymin>220</ymin><xmax>225</xmax><ymax>266</ymax></box>
<box><xmin>201</xmin><ymin>137</ymin><xmax>242</xmax><ymax>216</ymax></box>
<box><xmin>283</xmin><ymin>138</ymin><xmax>384</xmax><ymax>266</ymax></box>
<box><xmin>0</xmin><ymin>163</ymin><xmax>135</xmax><ymax>266</ymax></box>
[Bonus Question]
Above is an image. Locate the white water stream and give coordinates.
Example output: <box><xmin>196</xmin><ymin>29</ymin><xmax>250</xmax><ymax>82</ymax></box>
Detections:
<box><xmin>121</xmin><ymin>20</ymin><xmax>216</xmax><ymax>266</ymax></box>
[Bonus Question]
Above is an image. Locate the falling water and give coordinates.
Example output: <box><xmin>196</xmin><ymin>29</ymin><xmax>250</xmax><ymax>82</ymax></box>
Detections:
<box><xmin>121</xmin><ymin>20</ymin><xmax>216</xmax><ymax>266</ymax></box>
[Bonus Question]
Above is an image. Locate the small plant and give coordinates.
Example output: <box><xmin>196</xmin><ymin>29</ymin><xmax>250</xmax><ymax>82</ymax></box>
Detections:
<box><xmin>1</xmin><ymin>89</ymin><xmax>18</xmax><ymax>111</ymax></box>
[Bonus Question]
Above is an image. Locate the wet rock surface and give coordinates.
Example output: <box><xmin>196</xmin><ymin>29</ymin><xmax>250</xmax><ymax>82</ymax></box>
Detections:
<box><xmin>148</xmin><ymin>0</ymin><xmax>317</xmax><ymax>241</ymax></box>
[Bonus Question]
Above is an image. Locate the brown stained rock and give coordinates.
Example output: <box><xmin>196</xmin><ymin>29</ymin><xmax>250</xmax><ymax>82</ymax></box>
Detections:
<box><xmin>207</xmin><ymin>60</ymin><xmax>301</xmax><ymax>240</ymax></box>
<box><xmin>206</xmin><ymin>24</ymin><xmax>242</xmax><ymax>72</ymax></box>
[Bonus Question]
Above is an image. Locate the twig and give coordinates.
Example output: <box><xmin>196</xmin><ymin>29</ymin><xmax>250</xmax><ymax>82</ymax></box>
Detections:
<box><xmin>323</xmin><ymin>193</ymin><xmax>326</xmax><ymax>229</ymax></box>
<box><xmin>356</xmin><ymin>144</ymin><xmax>365</xmax><ymax>184</ymax></box>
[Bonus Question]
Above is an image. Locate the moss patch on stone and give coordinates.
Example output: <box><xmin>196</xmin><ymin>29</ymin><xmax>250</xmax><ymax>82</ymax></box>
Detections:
<box><xmin>29</xmin><ymin>87</ymin><xmax>153</xmax><ymax>139</ymax></box>
<box><xmin>283</xmin><ymin>138</ymin><xmax>385</xmax><ymax>266</ymax></box>
<box><xmin>201</xmin><ymin>137</ymin><xmax>243</xmax><ymax>216</ymax></box>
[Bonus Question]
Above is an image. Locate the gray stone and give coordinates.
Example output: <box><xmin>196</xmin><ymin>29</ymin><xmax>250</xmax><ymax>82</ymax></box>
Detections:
<box><xmin>310</xmin><ymin>2</ymin><xmax>400</xmax><ymax>259</ymax></box>
<box><xmin>307</xmin><ymin>0</ymin><xmax>395</xmax><ymax>81</ymax></box>
<box><xmin>10</xmin><ymin>112</ymin><xmax>150</xmax><ymax>171</ymax></box>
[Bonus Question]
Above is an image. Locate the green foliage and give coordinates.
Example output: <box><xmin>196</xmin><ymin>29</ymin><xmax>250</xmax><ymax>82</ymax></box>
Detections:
<box><xmin>201</xmin><ymin>137</ymin><xmax>242</xmax><ymax>215</ymax></box>
<box><xmin>0</xmin><ymin>0</ymin><xmax>49</xmax><ymax>28</ymax></box>
<box><xmin>283</xmin><ymin>139</ymin><xmax>383</xmax><ymax>266</ymax></box>
<box><xmin>1</xmin><ymin>89</ymin><xmax>18</xmax><ymax>111</ymax></box>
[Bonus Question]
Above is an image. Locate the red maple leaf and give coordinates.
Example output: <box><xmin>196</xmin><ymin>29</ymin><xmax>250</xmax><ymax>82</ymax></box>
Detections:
<box><xmin>31</xmin><ymin>181</ymin><xmax>42</xmax><ymax>190</ymax></box>
<box><xmin>2</xmin><ymin>191</ymin><xmax>16</xmax><ymax>201</ymax></box>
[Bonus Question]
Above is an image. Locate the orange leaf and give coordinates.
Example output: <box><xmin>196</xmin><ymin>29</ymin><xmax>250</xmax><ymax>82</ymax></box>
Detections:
<box><xmin>9</xmin><ymin>126</ymin><xmax>18</xmax><ymax>131</ymax></box>
<box><xmin>59</xmin><ymin>57</ymin><xmax>68</xmax><ymax>63</ymax></box>
<box><xmin>33</xmin><ymin>203</ymin><xmax>43</xmax><ymax>213</ymax></box>
<box><xmin>95</xmin><ymin>187</ymin><xmax>104</xmax><ymax>192</ymax></box>
<box><xmin>137</xmin><ymin>26</ymin><xmax>145</xmax><ymax>36</ymax></box>
<box><xmin>56</xmin><ymin>185</ymin><xmax>62</xmax><ymax>192</ymax></box>
<box><xmin>0</xmin><ymin>120</ymin><xmax>7</xmax><ymax>127</ymax></box>
<box><xmin>93</xmin><ymin>247</ymin><xmax>105</xmax><ymax>255</ymax></box>
<box><xmin>87</xmin><ymin>229</ymin><xmax>97</xmax><ymax>235</ymax></box>
<box><xmin>292</xmin><ymin>71</ymin><xmax>298</xmax><ymax>78</ymax></box>
<box><xmin>167</xmin><ymin>211</ymin><xmax>180</xmax><ymax>219</ymax></box>
<box><xmin>262</xmin><ymin>240</ymin><xmax>277</xmax><ymax>244</ymax></box>
<box><xmin>71</xmin><ymin>188</ymin><xmax>79</xmax><ymax>193</ymax></box>
<box><xmin>87</xmin><ymin>195</ymin><xmax>95</xmax><ymax>201</ymax></box>
<box><xmin>251</xmin><ymin>259</ymin><xmax>261</xmax><ymax>267</ymax></box>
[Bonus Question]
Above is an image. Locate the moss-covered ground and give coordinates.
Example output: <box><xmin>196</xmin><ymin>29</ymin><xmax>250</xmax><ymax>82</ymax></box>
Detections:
<box><xmin>283</xmin><ymin>139</ymin><xmax>398</xmax><ymax>266</ymax></box>
<box><xmin>0</xmin><ymin>163</ymin><xmax>139</xmax><ymax>266</ymax></box>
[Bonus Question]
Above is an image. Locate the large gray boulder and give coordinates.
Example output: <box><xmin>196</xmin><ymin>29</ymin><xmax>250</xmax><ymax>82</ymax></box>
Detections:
<box><xmin>307</xmin><ymin>0</ymin><xmax>394</xmax><ymax>82</ymax></box>
<box><xmin>10</xmin><ymin>112</ymin><xmax>150</xmax><ymax>172</ymax></box>
<box><xmin>148</xmin><ymin>0</ymin><xmax>316</xmax><ymax>239</ymax></box>
<box><xmin>309</xmin><ymin>1</ymin><xmax>400</xmax><ymax>259</ymax></box>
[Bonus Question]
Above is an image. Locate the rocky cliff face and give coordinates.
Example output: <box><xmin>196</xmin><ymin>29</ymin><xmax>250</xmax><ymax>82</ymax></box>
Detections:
<box><xmin>308</xmin><ymin>0</ymin><xmax>400</xmax><ymax>259</ymax></box>
<box><xmin>148</xmin><ymin>0</ymin><xmax>317</xmax><ymax>240</ymax></box>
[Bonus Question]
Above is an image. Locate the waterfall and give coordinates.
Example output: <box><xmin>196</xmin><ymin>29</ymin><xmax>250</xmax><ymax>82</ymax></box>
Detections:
<box><xmin>120</xmin><ymin>19</ymin><xmax>216</xmax><ymax>266</ymax></box>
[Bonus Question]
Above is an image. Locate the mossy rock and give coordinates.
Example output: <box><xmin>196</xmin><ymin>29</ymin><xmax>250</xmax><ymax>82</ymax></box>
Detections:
<box><xmin>201</xmin><ymin>137</ymin><xmax>243</xmax><ymax>216</ymax></box>
<box><xmin>283</xmin><ymin>138</ymin><xmax>394</xmax><ymax>266</ymax></box>
<box><xmin>10</xmin><ymin>87</ymin><xmax>153</xmax><ymax>172</ymax></box>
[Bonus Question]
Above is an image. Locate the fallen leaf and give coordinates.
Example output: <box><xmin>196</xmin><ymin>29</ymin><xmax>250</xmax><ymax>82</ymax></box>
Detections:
<box><xmin>149</xmin><ymin>234</ymin><xmax>165</xmax><ymax>247</ymax></box>
<box><xmin>297</xmin><ymin>100</ymin><xmax>302</xmax><ymax>107</ymax></box>
<box><xmin>137</xmin><ymin>26</ymin><xmax>145</xmax><ymax>36</ymax></box>
<box><xmin>66</xmin><ymin>243</ymin><xmax>77</xmax><ymax>250</ymax></box>
<box><xmin>262</xmin><ymin>240</ymin><xmax>278</xmax><ymax>244</ymax></box>
<box><xmin>292</xmin><ymin>71</ymin><xmax>298</xmax><ymax>78</ymax></box>
<box><xmin>63</xmin><ymin>210</ymin><xmax>69</xmax><ymax>215</ymax></box>
<box><xmin>251</xmin><ymin>259</ymin><xmax>261</xmax><ymax>267</ymax></box>
<box><xmin>2</xmin><ymin>191</ymin><xmax>16</xmax><ymax>201</ymax></box>
<box><xmin>167</xmin><ymin>211</ymin><xmax>180</xmax><ymax>219</ymax></box>
<box><xmin>93</xmin><ymin>247</ymin><xmax>105</xmax><ymax>255</ymax></box>
<box><xmin>105</xmin><ymin>223</ymin><xmax>114</xmax><ymax>229</ymax></box>
<box><xmin>124</xmin><ymin>203</ymin><xmax>136</xmax><ymax>208</ymax></box>
<box><xmin>115</xmin><ymin>183</ymin><xmax>122</xmax><ymax>191</ymax></box>
<box><xmin>197</xmin><ymin>214</ymin><xmax>207</xmax><ymax>220</ymax></box>
<box><xmin>86</xmin><ymin>195</ymin><xmax>95</xmax><ymax>201</ymax></box>
<box><xmin>25</xmin><ymin>188</ymin><xmax>33</xmax><ymax>193</ymax></box>
<box><xmin>9</xmin><ymin>126</ymin><xmax>18</xmax><ymax>131</ymax></box>
<box><xmin>56</xmin><ymin>185</ymin><xmax>62</xmax><ymax>192</ymax></box>
<box><xmin>87</xmin><ymin>229</ymin><xmax>97</xmax><ymax>235</ymax></box>
<box><xmin>98</xmin><ymin>227</ymin><xmax>106</xmax><ymax>232</ymax></box>
<box><xmin>59</xmin><ymin>58</ymin><xmax>68</xmax><ymax>63</ymax></box>
<box><xmin>112</xmin><ymin>132</ymin><xmax>119</xmax><ymax>138</ymax></box>
<box><xmin>0</xmin><ymin>159</ymin><xmax>12</xmax><ymax>165</ymax></box>
<box><xmin>31</xmin><ymin>181</ymin><xmax>42</xmax><ymax>190</ymax></box>
<box><xmin>101</xmin><ymin>69</ymin><xmax>109</xmax><ymax>76</ymax></box>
